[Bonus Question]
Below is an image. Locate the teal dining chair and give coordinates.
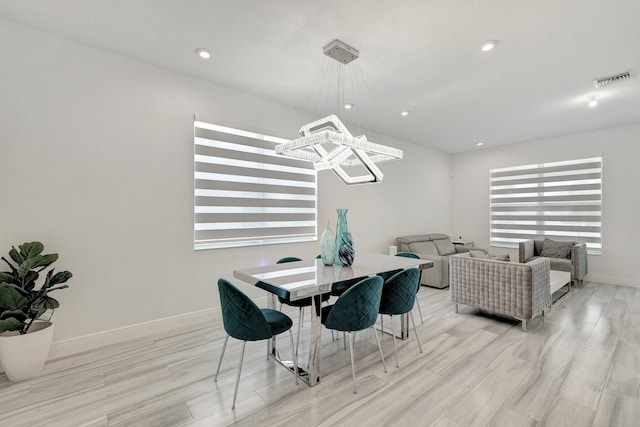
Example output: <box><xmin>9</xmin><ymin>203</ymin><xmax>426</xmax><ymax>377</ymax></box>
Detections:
<box><xmin>321</xmin><ymin>275</ymin><xmax>387</xmax><ymax>394</ymax></box>
<box><xmin>378</xmin><ymin>268</ymin><xmax>423</xmax><ymax>368</ymax></box>
<box><xmin>215</xmin><ymin>278</ymin><xmax>298</xmax><ymax>410</ymax></box>
<box><xmin>394</xmin><ymin>252</ymin><xmax>424</xmax><ymax>323</ymax></box>
<box><xmin>274</xmin><ymin>256</ymin><xmax>330</xmax><ymax>358</ymax></box>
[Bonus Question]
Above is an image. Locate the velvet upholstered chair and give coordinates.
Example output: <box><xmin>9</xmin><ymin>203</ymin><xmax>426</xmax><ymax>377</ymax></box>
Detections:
<box><xmin>377</xmin><ymin>252</ymin><xmax>425</xmax><ymax>324</ymax></box>
<box><xmin>378</xmin><ymin>268</ymin><xmax>423</xmax><ymax>368</ymax></box>
<box><xmin>215</xmin><ymin>278</ymin><xmax>298</xmax><ymax>410</ymax></box>
<box><xmin>394</xmin><ymin>252</ymin><xmax>425</xmax><ymax>323</ymax></box>
<box><xmin>321</xmin><ymin>275</ymin><xmax>387</xmax><ymax>394</ymax></box>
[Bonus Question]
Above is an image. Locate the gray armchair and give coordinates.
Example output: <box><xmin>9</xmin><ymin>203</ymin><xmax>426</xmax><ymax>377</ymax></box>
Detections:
<box><xmin>450</xmin><ymin>253</ymin><xmax>551</xmax><ymax>332</ymax></box>
<box><xmin>519</xmin><ymin>239</ymin><xmax>587</xmax><ymax>286</ymax></box>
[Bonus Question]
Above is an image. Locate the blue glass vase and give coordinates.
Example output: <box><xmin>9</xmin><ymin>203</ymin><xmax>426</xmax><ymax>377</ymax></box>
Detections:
<box><xmin>338</xmin><ymin>231</ymin><xmax>355</xmax><ymax>266</ymax></box>
<box><xmin>334</xmin><ymin>209</ymin><xmax>349</xmax><ymax>265</ymax></box>
<box><xmin>320</xmin><ymin>219</ymin><xmax>335</xmax><ymax>266</ymax></box>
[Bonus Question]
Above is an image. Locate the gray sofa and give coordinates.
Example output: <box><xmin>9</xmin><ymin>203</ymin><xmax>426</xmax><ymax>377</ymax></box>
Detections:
<box><xmin>449</xmin><ymin>252</ymin><xmax>551</xmax><ymax>331</ymax></box>
<box><xmin>396</xmin><ymin>233</ymin><xmax>475</xmax><ymax>288</ymax></box>
<box><xmin>519</xmin><ymin>239</ymin><xmax>587</xmax><ymax>286</ymax></box>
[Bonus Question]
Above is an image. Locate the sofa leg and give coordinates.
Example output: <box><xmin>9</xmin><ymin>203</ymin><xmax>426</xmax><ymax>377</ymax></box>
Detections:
<box><xmin>521</xmin><ymin>319</ymin><xmax>527</xmax><ymax>332</ymax></box>
<box><xmin>454</xmin><ymin>304</ymin><xmax>459</xmax><ymax>314</ymax></box>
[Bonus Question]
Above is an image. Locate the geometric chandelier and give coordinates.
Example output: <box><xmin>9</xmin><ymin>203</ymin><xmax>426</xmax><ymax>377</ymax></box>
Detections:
<box><xmin>276</xmin><ymin>39</ymin><xmax>403</xmax><ymax>185</ymax></box>
<box><xmin>276</xmin><ymin>114</ymin><xmax>403</xmax><ymax>184</ymax></box>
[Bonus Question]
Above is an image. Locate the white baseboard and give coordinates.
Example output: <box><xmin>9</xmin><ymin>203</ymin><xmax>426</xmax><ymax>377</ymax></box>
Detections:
<box><xmin>585</xmin><ymin>274</ymin><xmax>639</xmax><ymax>289</ymax></box>
<box><xmin>0</xmin><ymin>296</ymin><xmax>268</xmax><ymax>375</ymax></box>
<box><xmin>47</xmin><ymin>294</ymin><xmax>267</xmax><ymax>359</ymax></box>
<box><xmin>47</xmin><ymin>307</ymin><xmax>219</xmax><ymax>361</ymax></box>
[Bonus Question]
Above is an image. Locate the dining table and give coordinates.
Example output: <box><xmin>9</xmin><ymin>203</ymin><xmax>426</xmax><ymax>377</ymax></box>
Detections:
<box><xmin>233</xmin><ymin>252</ymin><xmax>433</xmax><ymax>386</ymax></box>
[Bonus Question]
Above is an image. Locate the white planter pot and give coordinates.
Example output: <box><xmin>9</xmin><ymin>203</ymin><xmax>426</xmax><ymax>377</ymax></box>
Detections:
<box><xmin>0</xmin><ymin>321</ymin><xmax>53</xmax><ymax>382</ymax></box>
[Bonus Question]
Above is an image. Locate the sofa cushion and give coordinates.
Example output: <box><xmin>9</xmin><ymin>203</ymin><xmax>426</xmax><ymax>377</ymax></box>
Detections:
<box><xmin>469</xmin><ymin>250</ymin><xmax>490</xmax><ymax>259</ymax></box>
<box><xmin>434</xmin><ymin>238</ymin><xmax>456</xmax><ymax>256</ymax></box>
<box><xmin>527</xmin><ymin>256</ymin><xmax>572</xmax><ymax>272</ymax></box>
<box><xmin>469</xmin><ymin>250</ymin><xmax>510</xmax><ymax>261</ymax></box>
<box><xmin>410</xmin><ymin>241</ymin><xmax>439</xmax><ymax>256</ymax></box>
<box><xmin>550</xmin><ymin>258</ymin><xmax>572</xmax><ymax>272</ymax></box>
<box><xmin>428</xmin><ymin>233</ymin><xmax>449</xmax><ymax>240</ymax></box>
<box><xmin>396</xmin><ymin>235</ymin><xmax>428</xmax><ymax>252</ymax></box>
<box><xmin>490</xmin><ymin>253</ymin><xmax>511</xmax><ymax>261</ymax></box>
<box><xmin>540</xmin><ymin>238</ymin><xmax>575</xmax><ymax>259</ymax></box>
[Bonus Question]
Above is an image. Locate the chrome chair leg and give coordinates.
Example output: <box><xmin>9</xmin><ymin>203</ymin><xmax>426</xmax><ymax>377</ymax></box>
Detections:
<box><xmin>232</xmin><ymin>340</ymin><xmax>246</xmax><ymax>410</ymax></box>
<box><xmin>409</xmin><ymin>311</ymin><xmax>423</xmax><ymax>353</ymax></box>
<box><xmin>300</xmin><ymin>306</ymin><xmax>304</xmax><ymax>328</ymax></box>
<box><xmin>380</xmin><ymin>315</ymin><xmax>384</xmax><ymax>336</ymax></box>
<box><xmin>295</xmin><ymin>307</ymin><xmax>303</xmax><ymax>359</ymax></box>
<box><xmin>214</xmin><ymin>335</ymin><xmax>229</xmax><ymax>381</ymax></box>
<box><xmin>371</xmin><ymin>326</ymin><xmax>387</xmax><ymax>374</ymax></box>
<box><xmin>343</xmin><ymin>332</ymin><xmax>347</xmax><ymax>351</ymax></box>
<box><xmin>288</xmin><ymin>329</ymin><xmax>299</xmax><ymax>385</ymax></box>
<box><xmin>389</xmin><ymin>315</ymin><xmax>399</xmax><ymax>368</ymax></box>
<box><xmin>415</xmin><ymin>298</ymin><xmax>425</xmax><ymax>324</ymax></box>
<box><xmin>348</xmin><ymin>331</ymin><xmax>357</xmax><ymax>394</ymax></box>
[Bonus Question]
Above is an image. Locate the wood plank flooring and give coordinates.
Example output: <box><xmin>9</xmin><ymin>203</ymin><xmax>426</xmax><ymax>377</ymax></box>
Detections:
<box><xmin>1</xmin><ymin>281</ymin><xmax>639</xmax><ymax>426</ymax></box>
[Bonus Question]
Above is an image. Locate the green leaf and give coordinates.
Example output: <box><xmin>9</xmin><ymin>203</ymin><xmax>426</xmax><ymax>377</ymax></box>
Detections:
<box><xmin>49</xmin><ymin>271</ymin><xmax>72</xmax><ymax>287</ymax></box>
<box><xmin>0</xmin><ymin>284</ymin><xmax>28</xmax><ymax>311</ymax></box>
<box><xmin>37</xmin><ymin>253</ymin><xmax>58</xmax><ymax>270</ymax></box>
<box><xmin>0</xmin><ymin>271</ymin><xmax>19</xmax><ymax>286</ymax></box>
<box><xmin>0</xmin><ymin>317</ymin><xmax>24</xmax><ymax>333</ymax></box>
<box><xmin>23</xmin><ymin>270</ymin><xmax>39</xmax><ymax>291</ymax></box>
<box><xmin>19</xmin><ymin>242</ymin><xmax>44</xmax><ymax>259</ymax></box>
<box><xmin>8</xmin><ymin>247</ymin><xmax>25</xmax><ymax>264</ymax></box>
<box><xmin>0</xmin><ymin>310</ymin><xmax>27</xmax><ymax>322</ymax></box>
<box><xmin>17</xmin><ymin>256</ymin><xmax>44</xmax><ymax>279</ymax></box>
<box><xmin>42</xmin><ymin>297</ymin><xmax>59</xmax><ymax>310</ymax></box>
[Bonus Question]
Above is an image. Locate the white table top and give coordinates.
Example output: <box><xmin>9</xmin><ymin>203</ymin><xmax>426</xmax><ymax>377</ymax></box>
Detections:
<box><xmin>233</xmin><ymin>252</ymin><xmax>433</xmax><ymax>301</ymax></box>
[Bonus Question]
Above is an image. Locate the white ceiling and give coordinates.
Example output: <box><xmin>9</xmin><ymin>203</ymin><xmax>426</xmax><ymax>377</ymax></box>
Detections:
<box><xmin>1</xmin><ymin>0</ymin><xmax>639</xmax><ymax>153</ymax></box>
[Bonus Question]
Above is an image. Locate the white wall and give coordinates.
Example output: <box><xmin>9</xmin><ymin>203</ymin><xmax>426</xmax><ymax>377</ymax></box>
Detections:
<box><xmin>451</xmin><ymin>122</ymin><xmax>640</xmax><ymax>287</ymax></box>
<box><xmin>0</xmin><ymin>20</ymin><xmax>451</xmax><ymax>342</ymax></box>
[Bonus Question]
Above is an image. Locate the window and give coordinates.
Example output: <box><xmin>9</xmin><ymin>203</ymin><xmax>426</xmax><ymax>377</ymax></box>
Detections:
<box><xmin>194</xmin><ymin>120</ymin><xmax>317</xmax><ymax>250</ymax></box>
<box><xmin>490</xmin><ymin>157</ymin><xmax>602</xmax><ymax>254</ymax></box>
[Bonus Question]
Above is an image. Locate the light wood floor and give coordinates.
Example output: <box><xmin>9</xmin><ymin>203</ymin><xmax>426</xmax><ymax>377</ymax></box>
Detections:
<box><xmin>1</xmin><ymin>281</ymin><xmax>640</xmax><ymax>427</ymax></box>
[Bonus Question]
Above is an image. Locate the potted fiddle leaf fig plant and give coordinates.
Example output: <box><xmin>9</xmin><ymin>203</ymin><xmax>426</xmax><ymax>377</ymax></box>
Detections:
<box><xmin>0</xmin><ymin>241</ymin><xmax>72</xmax><ymax>381</ymax></box>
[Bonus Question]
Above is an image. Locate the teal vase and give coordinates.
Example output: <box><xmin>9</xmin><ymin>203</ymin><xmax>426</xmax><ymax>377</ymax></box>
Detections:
<box><xmin>334</xmin><ymin>209</ymin><xmax>349</xmax><ymax>265</ymax></box>
<box><xmin>320</xmin><ymin>219</ymin><xmax>335</xmax><ymax>266</ymax></box>
<box><xmin>338</xmin><ymin>231</ymin><xmax>355</xmax><ymax>266</ymax></box>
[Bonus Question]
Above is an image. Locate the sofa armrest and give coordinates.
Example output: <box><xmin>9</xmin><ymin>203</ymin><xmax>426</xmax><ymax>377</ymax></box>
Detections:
<box><xmin>571</xmin><ymin>242</ymin><xmax>588</xmax><ymax>281</ymax></box>
<box><xmin>519</xmin><ymin>240</ymin><xmax>534</xmax><ymax>263</ymax></box>
<box><xmin>528</xmin><ymin>257</ymin><xmax>552</xmax><ymax>318</ymax></box>
<box><xmin>414</xmin><ymin>253</ymin><xmax>448</xmax><ymax>288</ymax></box>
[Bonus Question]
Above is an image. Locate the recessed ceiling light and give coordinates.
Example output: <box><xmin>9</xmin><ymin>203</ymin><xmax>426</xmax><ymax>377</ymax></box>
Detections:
<box><xmin>476</xmin><ymin>142</ymin><xmax>484</xmax><ymax>147</ymax></box>
<box><xmin>400</xmin><ymin>111</ymin><xmax>410</xmax><ymax>116</ymax></box>
<box><xmin>481</xmin><ymin>40</ymin><xmax>499</xmax><ymax>52</ymax></box>
<box><xmin>587</xmin><ymin>95</ymin><xmax>598</xmax><ymax>108</ymax></box>
<box><xmin>195</xmin><ymin>48</ymin><xmax>211</xmax><ymax>59</ymax></box>
<box><xmin>344</xmin><ymin>103</ymin><xmax>353</xmax><ymax>110</ymax></box>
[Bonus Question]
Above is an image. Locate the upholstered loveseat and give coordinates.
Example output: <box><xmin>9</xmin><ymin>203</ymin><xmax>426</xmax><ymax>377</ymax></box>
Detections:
<box><xmin>519</xmin><ymin>238</ymin><xmax>587</xmax><ymax>286</ymax></box>
<box><xmin>396</xmin><ymin>233</ymin><xmax>475</xmax><ymax>288</ymax></box>
<box><xmin>449</xmin><ymin>252</ymin><xmax>551</xmax><ymax>331</ymax></box>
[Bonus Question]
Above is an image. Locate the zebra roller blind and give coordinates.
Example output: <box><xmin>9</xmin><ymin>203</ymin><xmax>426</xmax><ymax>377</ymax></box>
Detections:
<box><xmin>490</xmin><ymin>156</ymin><xmax>602</xmax><ymax>254</ymax></box>
<box><xmin>194</xmin><ymin>120</ymin><xmax>317</xmax><ymax>250</ymax></box>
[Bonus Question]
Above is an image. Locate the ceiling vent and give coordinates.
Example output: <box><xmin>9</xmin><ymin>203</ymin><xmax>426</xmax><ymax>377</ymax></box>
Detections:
<box><xmin>593</xmin><ymin>70</ymin><xmax>634</xmax><ymax>88</ymax></box>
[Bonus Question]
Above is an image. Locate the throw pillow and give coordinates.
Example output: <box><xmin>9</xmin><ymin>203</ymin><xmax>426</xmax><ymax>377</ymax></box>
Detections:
<box><xmin>490</xmin><ymin>253</ymin><xmax>511</xmax><ymax>261</ymax></box>
<box><xmin>539</xmin><ymin>238</ymin><xmax>575</xmax><ymax>259</ymax></box>
<box><xmin>469</xmin><ymin>250</ymin><xmax>510</xmax><ymax>261</ymax></box>
<box><xmin>469</xmin><ymin>250</ymin><xmax>490</xmax><ymax>259</ymax></box>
